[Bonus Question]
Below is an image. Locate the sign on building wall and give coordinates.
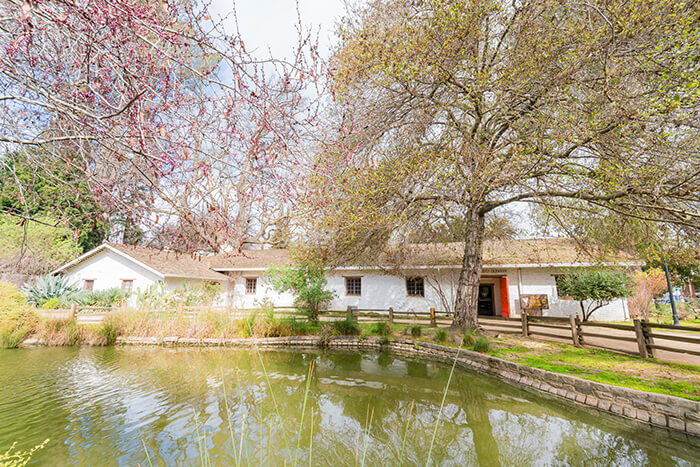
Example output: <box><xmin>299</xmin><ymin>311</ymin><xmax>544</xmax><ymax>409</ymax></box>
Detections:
<box><xmin>520</xmin><ymin>294</ymin><xmax>549</xmax><ymax>310</ymax></box>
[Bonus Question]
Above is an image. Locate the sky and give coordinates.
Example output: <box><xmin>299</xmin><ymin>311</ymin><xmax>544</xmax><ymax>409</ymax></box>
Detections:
<box><xmin>210</xmin><ymin>0</ymin><xmax>349</xmax><ymax>60</ymax></box>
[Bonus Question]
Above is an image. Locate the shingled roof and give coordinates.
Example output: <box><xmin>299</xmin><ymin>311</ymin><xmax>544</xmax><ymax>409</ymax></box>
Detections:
<box><xmin>105</xmin><ymin>243</ymin><xmax>229</xmax><ymax>280</ymax></box>
<box><xmin>53</xmin><ymin>243</ymin><xmax>229</xmax><ymax>280</ymax></box>
<box><xmin>54</xmin><ymin>238</ymin><xmax>639</xmax><ymax>278</ymax></box>
<box><xmin>390</xmin><ymin>238</ymin><xmax>639</xmax><ymax>267</ymax></box>
<box><xmin>209</xmin><ymin>248</ymin><xmax>292</xmax><ymax>270</ymax></box>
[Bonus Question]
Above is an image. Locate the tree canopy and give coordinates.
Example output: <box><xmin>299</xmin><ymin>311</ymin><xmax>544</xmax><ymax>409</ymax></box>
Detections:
<box><xmin>0</xmin><ymin>151</ymin><xmax>109</xmax><ymax>251</ymax></box>
<box><xmin>303</xmin><ymin>0</ymin><xmax>700</xmax><ymax>327</ymax></box>
<box><xmin>556</xmin><ymin>269</ymin><xmax>633</xmax><ymax>321</ymax></box>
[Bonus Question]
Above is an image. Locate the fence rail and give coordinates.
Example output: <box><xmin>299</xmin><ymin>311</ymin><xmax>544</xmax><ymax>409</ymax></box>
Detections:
<box><xmin>518</xmin><ymin>312</ymin><xmax>700</xmax><ymax>361</ymax></box>
<box><xmin>34</xmin><ymin>305</ymin><xmax>699</xmax><ymax>362</ymax></box>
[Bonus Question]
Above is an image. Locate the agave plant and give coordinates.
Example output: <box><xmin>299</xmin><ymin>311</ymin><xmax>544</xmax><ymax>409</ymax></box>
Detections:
<box><xmin>21</xmin><ymin>275</ymin><xmax>80</xmax><ymax>306</ymax></box>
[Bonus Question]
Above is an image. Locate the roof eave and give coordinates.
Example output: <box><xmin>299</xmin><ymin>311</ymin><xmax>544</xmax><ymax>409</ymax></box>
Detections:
<box><xmin>51</xmin><ymin>243</ymin><xmax>166</xmax><ymax>279</ymax></box>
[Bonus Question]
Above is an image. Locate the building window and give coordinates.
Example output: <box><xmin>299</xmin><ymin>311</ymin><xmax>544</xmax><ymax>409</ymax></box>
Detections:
<box><xmin>121</xmin><ymin>280</ymin><xmax>133</xmax><ymax>292</ymax></box>
<box><xmin>83</xmin><ymin>279</ymin><xmax>94</xmax><ymax>291</ymax></box>
<box><xmin>345</xmin><ymin>277</ymin><xmax>362</xmax><ymax>296</ymax></box>
<box><xmin>245</xmin><ymin>278</ymin><xmax>257</xmax><ymax>295</ymax></box>
<box><xmin>406</xmin><ymin>277</ymin><xmax>425</xmax><ymax>297</ymax></box>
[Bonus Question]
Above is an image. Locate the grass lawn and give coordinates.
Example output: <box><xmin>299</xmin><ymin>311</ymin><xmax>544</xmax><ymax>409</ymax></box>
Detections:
<box><xmin>487</xmin><ymin>336</ymin><xmax>700</xmax><ymax>401</ymax></box>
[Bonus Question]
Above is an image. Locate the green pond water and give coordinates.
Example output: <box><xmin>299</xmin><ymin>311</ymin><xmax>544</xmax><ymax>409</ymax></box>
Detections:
<box><xmin>0</xmin><ymin>346</ymin><xmax>698</xmax><ymax>466</ymax></box>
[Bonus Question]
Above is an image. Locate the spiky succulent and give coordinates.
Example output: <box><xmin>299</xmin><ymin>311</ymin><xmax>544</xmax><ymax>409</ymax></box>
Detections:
<box><xmin>21</xmin><ymin>275</ymin><xmax>79</xmax><ymax>306</ymax></box>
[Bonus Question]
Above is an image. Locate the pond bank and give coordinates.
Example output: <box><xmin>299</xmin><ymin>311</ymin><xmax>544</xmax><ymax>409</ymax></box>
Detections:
<box><xmin>97</xmin><ymin>334</ymin><xmax>700</xmax><ymax>439</ymax></box>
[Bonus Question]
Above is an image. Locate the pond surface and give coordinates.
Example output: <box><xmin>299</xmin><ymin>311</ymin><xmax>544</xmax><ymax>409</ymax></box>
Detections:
<box><xmin>0</xmin><ymin>346</ymin><xmax>698</xmax><ymax>466</ymax></box>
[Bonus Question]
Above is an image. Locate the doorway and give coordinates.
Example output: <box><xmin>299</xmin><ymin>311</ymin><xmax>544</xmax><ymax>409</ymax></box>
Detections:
<box><xmin>477</xmin><ymin>285</ymin><xmax>494</xmax><ymax>316</ymax></box>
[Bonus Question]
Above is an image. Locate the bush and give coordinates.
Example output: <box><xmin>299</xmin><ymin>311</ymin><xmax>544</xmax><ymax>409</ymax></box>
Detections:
<box><xmin>268</xmin><ymin>264</ymin><xmax>335</xmax><ymax>320</ymax></box>
<box><xmin>0</xmin><ymin>281</ymin><xmax>28</xmax><ymax>317</ymax></box>
<box><xmin>286</xmin><ymin>318</ymin><xmax>311</xmax><ymax>335</ymax></box>
<box><xmin>0</xmin><ymin>281</ymin><xmax>35</xmax><ymax>348</ymax></box>
<box><xmin>410</xmin><ymin>326</ymin><xmax>422</xmax><ymax>338</ymax></box>
<box><xmin>40</xmin><ymin>297</ymin><xmax>62</xmax><ymax>309</ymax></box>
<box><xmin>434</xmin><ymin>328</ymin><xmax>447</xmax><ymax>343</ymax></box>
<box><xmin>333</xmin><ymin>317</ymin><xmax>360</xmax><ymax>335</ymax></box>
<box><xmin>37</xmin><ymin>318</ymin><xmax>81</xmax><ymax>346</ymax></box>
<box><xmin>472</xmin><ymin>335</ymin><xmax>490</xmax><ymax>353</ymax></box>
<box><xmin>0</xmin><ymin>322</ymin><xmax>31</xmax><ymax>349</ymax></box>
<box><xmin>556</xmin><ymin>269</ymin><xmax>633</xmax><ymax>321</ymax></box>
<box><xmin>371</xmin><ymin>321</ymin><xmax>392</xmax><ymax>336</ymax></box>
<box><xmin>60</xmin><ymin>288</ymin><xmax>128</xmax><ymax>307</ymax></box>
<box><xmin>98</xmin><ymin>319</ymin><xmax>121</xmax><ymax>345</ymax></box>
<box><xmin>462</xmin><ymin>328</ymin><xmax>477</xmax><ymax>347</ymax></box>
<box><xmin>21</xmin><ymin>275</ymin><xmax>79</xmax><ymax>306</ymax></box>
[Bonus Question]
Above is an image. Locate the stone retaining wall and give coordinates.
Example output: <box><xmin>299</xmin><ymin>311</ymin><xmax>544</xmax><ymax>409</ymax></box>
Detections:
<box><xmin>114</xmin><ymin>335</ymin><xmax>700</xmax><ymax>437</ymax></box>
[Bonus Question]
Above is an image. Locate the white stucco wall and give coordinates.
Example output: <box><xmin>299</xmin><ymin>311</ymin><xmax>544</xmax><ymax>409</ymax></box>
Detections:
<box><xmin>60</xmin><ymin>250</ymin><xmax>629</xmax><ymax>321</ymax></box>
<box><xmin>222</xmin><ymin>272</ymin><xmax>296</xmax><ymax>309</ymax></box>
<box><xmin>63</xmin><ymin>250</ymin><xmax>162</xmax><ymax>294</ymax></box>
<box><xmin>515</xmin><ymin>267</ymin><xmax>628</xmax><ymax>321</ymax></box>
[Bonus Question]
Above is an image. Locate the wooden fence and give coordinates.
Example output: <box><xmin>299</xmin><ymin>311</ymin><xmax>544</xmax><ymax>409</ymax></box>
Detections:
<box><xmin>518</xmin><ymin>313</ymin><xmax>700</xmax><ymax>361</ymax></box>
<box><xmin>35</xmin><ymin>305</ymin><xmax>700</xmax><ymax>361</ymax></box>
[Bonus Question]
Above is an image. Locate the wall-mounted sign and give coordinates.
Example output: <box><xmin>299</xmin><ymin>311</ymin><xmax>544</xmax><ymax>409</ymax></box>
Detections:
<box><xmin>520</xmin><ymin>294</ymin><xmax>549</xmax><ymax>309</ymax></box>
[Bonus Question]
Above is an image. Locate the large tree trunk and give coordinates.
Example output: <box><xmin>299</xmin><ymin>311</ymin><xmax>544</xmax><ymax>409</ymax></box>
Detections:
<box><xmin>453</xmin><ymin>207</ymin><xmax>485</xmax><ymax>329</ymax></box>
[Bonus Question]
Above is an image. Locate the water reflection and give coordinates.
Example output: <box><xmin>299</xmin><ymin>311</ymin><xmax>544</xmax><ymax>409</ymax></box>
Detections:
<box><xmin>0</xmin><ymin>346</ymin><xmax>697</xmax><ymax>466</ymax></box>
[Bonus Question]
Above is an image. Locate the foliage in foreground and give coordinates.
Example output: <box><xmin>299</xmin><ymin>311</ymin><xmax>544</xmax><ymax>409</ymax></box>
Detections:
<box><xmin>0</xmin><ymin>439</ymin><xmax>49</xmax><ymax>467</ymax></box>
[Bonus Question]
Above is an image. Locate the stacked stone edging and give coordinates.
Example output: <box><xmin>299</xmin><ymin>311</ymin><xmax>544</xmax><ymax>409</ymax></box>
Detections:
<box><xmin>110</xmin><ymin>335</ymin><xmax>699</xmax><ymax>437</ymax></box>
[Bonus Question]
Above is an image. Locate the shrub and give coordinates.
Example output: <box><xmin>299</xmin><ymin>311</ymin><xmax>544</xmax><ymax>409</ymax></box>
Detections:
<box><xmin>556</xmin><ymin>269</ymin><xmax>633</xmax><ymax>321</ymax></box>
<box><xmin>410</xmin><ymin>326</ymin><xmax>421</xmax><ymax>338</ymax></box>
<box><xmin>35</xmin><ymin>318</ymin><xmax>80</xmax><ymax>346</ymax></box>
<box><xmin>98</xmin><ymin>318</ymin><xmax>121</xmax><ymax>345</ymax></box>
<box><xmin>434</xmin><ymin>328</ymin><xmax>447</xmax><ymax>343</ymax></box>
<box><xmin>40</xmin><ymin>297</ymin><xmax>62</xmax><ymax>309</ymax></box>
<box><xmin>333</xmin><ymin>317</ymin><xmax>360</xmax><ymax>335</ymax></box>
<box><xmin>0</xmin><ymin>281</ymin><xmax>35</xmax><ymax>348</ymax></box>
<box><xmin>136</xmin><ymin>282</ymin><xmax>166</xmax><ymax>310</ymax></box>
<box><xmin>462</xmin><ymin>328</ymin><xmax>478</xmax><ymax>347</ymax></box>
<box><xmin>0</xmin><ymin>322</ymin><xmax>31</xmax><ymax>349</ymax></box>
<box><xmin>286</xmin><ymin>318</ymin><xmax>311</xmax><ymax>335</ymax></box>
<box><xmin>472</xmin><ymin>336</ymin><xmax>490</xmax><ymax>353</ymax></box>
<box><xmin>371</xmin><ymin>321</ymin><xmax>392</xmax><ymax>336</ymax></box>
<box><xmin>21</xmin><ymin>275</ymin><xmax>79</xmax><ymax>306</ymax></box>
<box><xmin>60</xmin><ymin>288</ymin><xmax>128</xmax><ymax>307</ymax></box>
<box><xmin>0</xmin><ymin>281</ymin><xmax>28</xmax><ymax>317</ymax></box>
<box><xmin>268</xmin><ymin>264</ymin><xmax>335</xmax><ymax>320</ymax></box>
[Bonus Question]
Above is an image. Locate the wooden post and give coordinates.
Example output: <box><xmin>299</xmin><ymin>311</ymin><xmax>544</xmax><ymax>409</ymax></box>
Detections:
<box><xmin>569</xmin><ymin>315</ymin><xmax>581</xmax><ymax>347</ymax></box>
<box><xmin>388</xmin><ymin>307</ymin><xmax>394</xmax><ymax>324</ymax></box>
<box><xmin>633</xmin><ymin>319</ymin><xmax>649</xmax><ymax>358</ymax></box>
<box><xmin>430</xmin><ymin>307</ymin><xmax>436</xmax><ymax>326</ymax></box>
<box><xmin>642</xmin><ymin>319</ymin><xmax>657</xmax><ymax>358</ymax></box>
<box><xmin>69</xmin><ymin>303</ymin><xmax>77</xmax><ymax>320</ymax></box>
<box><xmin>521</xmin><ymin>311</ymin><xmax>529</xmax><ymax>337</ymax></box>
<box><xmin>346</xmin><ymin>306</ymin><xmax>358</xmax><ymax>320</ymax></box>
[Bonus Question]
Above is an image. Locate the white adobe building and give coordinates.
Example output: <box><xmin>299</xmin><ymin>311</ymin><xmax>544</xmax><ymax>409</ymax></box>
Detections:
<box><xmin>52</xmin><ymin>239</ymin><xmax>641</xmax><ymax>321</ymax></box>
